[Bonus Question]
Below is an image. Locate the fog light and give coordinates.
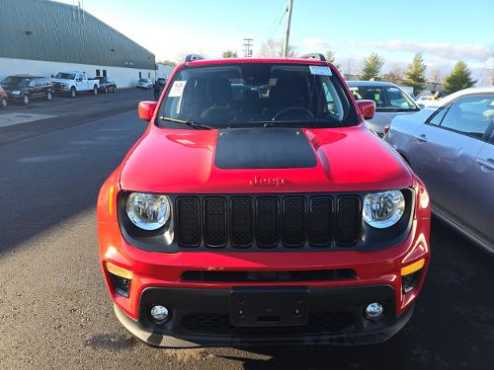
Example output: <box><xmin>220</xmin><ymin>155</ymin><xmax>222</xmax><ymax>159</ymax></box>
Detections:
<box><xmin>150</xmin><ymin>305</ymin><xmax>170</xmax><ymax>323</ymax></box>
<box><xmin>365</xmin><ymin>302</ymin><xmax>384</xmax><ymax>320</ymax></box>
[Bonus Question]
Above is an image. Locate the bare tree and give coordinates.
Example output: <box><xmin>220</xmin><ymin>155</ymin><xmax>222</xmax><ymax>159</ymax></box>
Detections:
<box><xmin>258</xmin><ymin>39</ymin><xmax>296</xmax><ymax>57</ymax></box>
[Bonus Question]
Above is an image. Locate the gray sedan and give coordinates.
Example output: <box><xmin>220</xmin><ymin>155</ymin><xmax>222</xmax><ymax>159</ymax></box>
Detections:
<box><xmin>385</xmin><ymin>88</ymin><xmax>494</xmax><ymax>253</ymax></box>
<box><xmin>348</xmin><ymin>81</ymin><xmax>420</xmax><ymax>136</ymax></box>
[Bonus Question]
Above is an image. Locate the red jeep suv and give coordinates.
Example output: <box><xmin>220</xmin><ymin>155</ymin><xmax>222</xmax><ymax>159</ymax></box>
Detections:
<box><xmin>97</xmin><ymin>54</ymin><xmax>431</xmax><ymax>347</ymax></box>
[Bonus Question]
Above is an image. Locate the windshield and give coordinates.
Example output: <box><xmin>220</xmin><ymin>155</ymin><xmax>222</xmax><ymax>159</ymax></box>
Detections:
<box><xmin>1</xmin><ymin>76</ymin><xmax>31</xmax><ymax>88</ymax></box>
<box><xmin>158</xmin><ymin>63</ymin><xmax>356</xmax><ymax>128</ymax></box>
<box><xmin>350</xmin><ymin>85</ymin><xmax>419</xmax><ymax>112</ymax></box>
<box><xmin>55</xmin><ymin>73</ymin><xmax>75</xmax><ymax>80</ymax></box>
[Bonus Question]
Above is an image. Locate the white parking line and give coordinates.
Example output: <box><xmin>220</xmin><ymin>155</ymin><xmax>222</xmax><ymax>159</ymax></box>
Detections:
<box><xmin>0</xmin><ymin>112</ymin><xmax>57</xmax><ymax>128</ymax></box>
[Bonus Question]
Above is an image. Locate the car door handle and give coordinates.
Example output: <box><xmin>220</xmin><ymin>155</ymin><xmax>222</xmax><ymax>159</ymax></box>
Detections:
<box><xmin>416</xmin><ymin>134</ymin><xmax>428</xmax><ymax>143</ymax></box>
<box><xmin>477</xmin><ymin>158</ymin><xmax>494</xmax><ymax>170</ymax></box>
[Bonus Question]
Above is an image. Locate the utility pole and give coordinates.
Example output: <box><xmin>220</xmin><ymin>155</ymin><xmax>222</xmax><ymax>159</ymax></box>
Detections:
<box><xmin>283</xmin><ymin>0</ymin><xmax>294</xmax><ymax>57</ymax></box>
<box><xmin>243</xmin><ymin>38</ymin><xmax>254</xmax><ymax>58</ymax></box>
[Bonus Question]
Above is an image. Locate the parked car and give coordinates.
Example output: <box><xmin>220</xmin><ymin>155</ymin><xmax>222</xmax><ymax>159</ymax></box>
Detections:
<box><xmin>0</xmin><ymin>75</ymin><xmax>54</xmax><ymax>105</ymax></box>
<box><xmin>348</xmin><ymin>81</ymin><xmax>420</xmax><ymax>136</ymax></box>
<box><xmin>385</xmin><ymin>87</ymin><xmax>494</xmax><ymax>253</ymax></box>
<box><xmin>97</xmin><ymin>55</ymin><xmax>431</xmax><ymax>348</ymax></box>
<box><xmin>94</xmin><ymin>76</ymin><xmax>117</xmax><ymax>93</ymax></box>
<box><xmin>416</xmin><ymin>95</ymin><xmax>441</xmax><ymax>109</ymax></box>
<box><xmin>52</xmin><ymin>71</ymin><xmax>99</xmax><ymax>97</ymax></box>
<box><xmin>0</xmin><ymin>86</ymin><xmax>7</xmax><ymax>108</ymax></box>
<box><xmin>136</xmin><ymin>78</ymin><xmax>153</xmax><ymax>89</ymax></box>
<box><xmin>153</xmin><ymin>77</ymin><xmax>166</xmax><ymax>99</ymax></box>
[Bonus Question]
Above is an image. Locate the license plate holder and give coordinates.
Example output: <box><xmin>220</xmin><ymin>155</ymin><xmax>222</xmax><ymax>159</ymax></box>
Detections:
<box><xmin>230</xmin><ymin>287</ymin><xmax>308</xmax><ymax>327</ymax></box>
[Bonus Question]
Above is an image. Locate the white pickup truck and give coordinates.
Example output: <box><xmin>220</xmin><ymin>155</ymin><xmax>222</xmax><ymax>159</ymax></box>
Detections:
<box><xmin>52</xmin><ymin>71</ymin><xmax>99</xmax><ymax>97</ymax></box>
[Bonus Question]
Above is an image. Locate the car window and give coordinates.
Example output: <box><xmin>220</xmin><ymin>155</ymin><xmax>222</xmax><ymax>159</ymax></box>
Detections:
<box><xmin>159</xmin><ymin>63</ymin><xmax>356</xmax><ymax>128</ymax></box>
<box><xmin>428</xmin><ymin>107</ymin><xmax>448</xmax><ymax>126</ymax></box>
<box><xmin>440</xmin><ymin>94</ymin><xmax>494</xmax><ymax>139</ymax></box>
<box><xmin>349</xmin><ymin>85</ymin><xmax>417</xmax><ymax>112</ymax></box>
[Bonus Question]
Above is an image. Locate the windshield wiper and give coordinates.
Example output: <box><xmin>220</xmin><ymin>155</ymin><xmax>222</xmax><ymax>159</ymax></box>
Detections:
<box><xmin>159</xmin><ymin>116</ymin><xmax>213</xmax><ymax>130</ymax></box>
<box><xmin>258</xmin><ymin>119</ymin><xmax>339</xmax><ymax>128</ymax></box>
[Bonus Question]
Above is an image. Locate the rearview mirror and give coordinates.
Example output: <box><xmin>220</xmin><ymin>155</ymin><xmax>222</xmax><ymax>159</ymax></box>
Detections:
<box><xmin>356</xmin><ymin>100</ymin><xmax>376</xmax><ymax>120</ymax></box>
<box><xmin>138</xmin><ymin>101</ymin><xmax>158</xmax><ymax>121</ymax></box>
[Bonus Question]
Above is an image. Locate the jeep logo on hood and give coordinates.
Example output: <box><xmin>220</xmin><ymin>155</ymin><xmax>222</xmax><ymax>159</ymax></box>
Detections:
<box><xmin>249</xmin><ymin>176</ymin><xmax>287</xmax><ymax>187</ymax></box>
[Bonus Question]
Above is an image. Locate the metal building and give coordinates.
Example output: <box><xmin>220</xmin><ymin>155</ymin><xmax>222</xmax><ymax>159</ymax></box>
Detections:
<box><xmin>0</xmin><ymin>0</ymin><xmax>156</xmax><ymax>87</ymax></box>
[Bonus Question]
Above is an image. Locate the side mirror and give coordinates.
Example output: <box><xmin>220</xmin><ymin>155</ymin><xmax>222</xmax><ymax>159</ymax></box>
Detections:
<box><xmin>138</xmin><ymin>101</ymin><xmax>158</xmax><ymax>121</ymax></box>
<box><xmin>356</xmin><ymin>100</ymin><xmax>376</xmax><ymax>120</ymax></box>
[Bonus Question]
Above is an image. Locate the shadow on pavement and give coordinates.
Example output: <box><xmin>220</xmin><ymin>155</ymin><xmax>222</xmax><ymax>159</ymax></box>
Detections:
<box><xmin>0</xmin><ymin>109</ymin><xmax>144</xmax><ymax>255</ymax></box>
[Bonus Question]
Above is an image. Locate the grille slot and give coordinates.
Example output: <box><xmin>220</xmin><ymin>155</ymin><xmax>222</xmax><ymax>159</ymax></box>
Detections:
<box><xmin>176</xmin><ymin>197</ymin><xmax>201</xmax><ymax>247</ymax></box>
<box><xmin>308</xmin><ymin>197</ymin><xmax>333</xmax><ymax>246</ymax></box>
<box><xmin>230</xmin><ymin>197</ymin><xmax>253</xmax><ymax>247</ymax></box>
<box><xmin>175</xmin><ymin>194</ymin><xmax>362</xmax><ymax>249</ymax></box>
<box><xmin>335</xmin><ymin>196</ymin><xmax>362</xmax><ymax>245</ymax></box>
<box><xmin>204</xmin><ymin>197</ymin><xmax>227</xmax><ymax>246</ymax></box>
<box><xmin>282</xmin><ymin>196</ymin><xmax>306</xmax><ymax>247</ymax></box>
<box><xmin>255</xmin><ymin>197</ymin><xmax>279</xmax><ymax>248</ymax></box>
<box><xmin>181</xmin><ymin>269</ymin><xmax>356</xmax><ymax>282</ymax></box>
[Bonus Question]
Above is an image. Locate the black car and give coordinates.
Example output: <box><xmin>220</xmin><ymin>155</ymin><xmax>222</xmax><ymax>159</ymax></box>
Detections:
<box><xmin>94</xmin><ymin>76</ymin><xmax>117</xmax><ymax>93</ymax></box>
<box><xmin>0</xmin><ymin>75</ymin><xmax>54</xmax><ymax>105</ymax></box>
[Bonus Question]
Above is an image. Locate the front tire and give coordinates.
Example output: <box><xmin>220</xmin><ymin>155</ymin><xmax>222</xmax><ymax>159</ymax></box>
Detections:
<box><xmin>93</xmin><ymin>85</ymin><xmax>98</xmax><ymax>96</ymax></box>
<box><xmin>47</xmin><ymin>91</ymin><xmax>53</xmax><ymax>101</ymax></box>
<box><xmin>0</xmin><ymin>98</ymin><xmax>7</xmax><ymax>108</ymax></box>
<box><xmin>70</xmin><ymin>87</ymin><xmax>76</xmax><ymax>98</ymax></box>
<box><xmin>23</xmin><ymin>95</ymin><xmax>29</xmax><ymax>105</ymax></box>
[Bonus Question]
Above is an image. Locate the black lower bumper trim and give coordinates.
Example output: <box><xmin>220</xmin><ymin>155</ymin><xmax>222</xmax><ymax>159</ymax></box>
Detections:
<box><xmin>114</xmin><ymin>285</ymin><xmax>414</xmax><ymax>348</ymax></box>
<box><xmin>114</xmin><ymin>304</ymin><xmax>413</xmax><ymax>348</ymax></box>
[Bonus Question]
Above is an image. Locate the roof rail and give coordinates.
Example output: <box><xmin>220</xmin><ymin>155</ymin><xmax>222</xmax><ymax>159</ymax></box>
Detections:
<box><xmin>301</xmin><ymin>53</ymin><xmax>327</xmax><ymax>62</ymax></box>
<box><xmin>184</xmin><ymin>54</ymin><xmax>204</xmax><ymax>62</ymax></box>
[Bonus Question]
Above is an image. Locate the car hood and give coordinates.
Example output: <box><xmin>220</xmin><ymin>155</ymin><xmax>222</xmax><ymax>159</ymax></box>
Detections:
<box><xmin>367</xmin><ymin>111</ymin><xmax>419</xmax><ymax>134</ymax></box>
<box><xmin>120</xmin><ymin>125</ymin><xmax>413</xmax><ymax>194</ymax></box>
<box><xmin>51</xmin><ymin>79</ymin><xmax>72</xmax><ymax>85</ymax></box>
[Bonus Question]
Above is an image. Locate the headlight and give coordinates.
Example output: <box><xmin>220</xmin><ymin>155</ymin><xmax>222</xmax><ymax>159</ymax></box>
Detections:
<box><xmin>363</xmin><ymin>190</ymin><xmax>405</xmax><ymax>229</ymax></box>
<box><xmin>126</xmin><ymin>192</ymin><xmax>171</xmax><ymax>231</ymax></box>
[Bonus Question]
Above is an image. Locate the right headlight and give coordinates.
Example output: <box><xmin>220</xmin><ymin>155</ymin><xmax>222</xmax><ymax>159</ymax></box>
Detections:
<box><xmin>125</xmin><ymin>192</ymin><xmax>171</xmax><ymax>231</ymax></box>
<box><xmin>363</xmin><ymin>190</ymin><xmax>405</xmax><ymax>229</ymax></box>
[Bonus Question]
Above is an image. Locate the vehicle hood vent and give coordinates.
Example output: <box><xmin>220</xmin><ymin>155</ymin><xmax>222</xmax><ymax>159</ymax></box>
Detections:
<box><xmin>215</xmin><ymin>127</ymin><xmax>317</xmax><ymax>169</ymax></box>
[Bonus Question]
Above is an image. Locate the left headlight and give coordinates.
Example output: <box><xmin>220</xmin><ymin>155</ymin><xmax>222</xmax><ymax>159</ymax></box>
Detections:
<box><xmin>363</xmin><ymin>190</ymin><xmax>405</xmax><ymax>229</ymax></box>
<box><xmin>125</xmin><ymin>192</ymin><xmax>171</xmax><ymax>231</ymax></box>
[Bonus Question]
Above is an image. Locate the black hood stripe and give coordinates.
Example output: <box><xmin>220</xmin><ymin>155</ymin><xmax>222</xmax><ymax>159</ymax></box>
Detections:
<box><xmin>215</xmin><ymin>128</ymin><xmax>317</xmax><ymax>169</ymax></box>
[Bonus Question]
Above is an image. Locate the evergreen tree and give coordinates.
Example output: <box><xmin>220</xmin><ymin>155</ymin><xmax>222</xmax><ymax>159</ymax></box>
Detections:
<box><xmin>361</xmin><ymin>53</ymin><xmax>384</xmax><ymax>80</ymax></box>
<box><xmin>404</xmin><ymin>53</ymin><xmax>427</xmax><ymax>95</ymax></box>
<box><xmin>444</xmin><ymin>61</ymin><xmax>476</xmax><ymax>94</ymax></box>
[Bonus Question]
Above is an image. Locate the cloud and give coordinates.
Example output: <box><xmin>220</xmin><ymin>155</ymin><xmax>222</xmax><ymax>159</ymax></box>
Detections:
<box><xmin>368</xmin><ymin>40</ymin><xmax>492</xmax><ymax>62</ymax></box>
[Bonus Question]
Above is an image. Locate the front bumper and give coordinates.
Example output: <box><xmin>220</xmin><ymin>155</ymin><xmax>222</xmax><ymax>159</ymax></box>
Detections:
<box><xmin>114</xmin><ymin>286</ymin><xmax>414</xmax><ymax>348</ymax></box>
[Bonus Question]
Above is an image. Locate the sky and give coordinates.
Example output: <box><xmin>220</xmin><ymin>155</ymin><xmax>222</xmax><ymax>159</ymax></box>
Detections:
<box><xmin>56</xmin><ymin>0</ymin><xmax>494</xmax><ymax>84</ymax></box>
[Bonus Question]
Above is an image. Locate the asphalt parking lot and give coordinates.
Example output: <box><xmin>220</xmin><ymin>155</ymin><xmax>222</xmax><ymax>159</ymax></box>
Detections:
<box><xmin>0</xmin><ymin>92</ymin><xmax>493</xmax><ymax>370</ymax></box>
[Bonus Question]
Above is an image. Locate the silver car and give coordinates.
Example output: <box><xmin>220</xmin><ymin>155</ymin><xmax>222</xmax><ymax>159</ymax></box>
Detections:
<box><xmin>348</xmin><ymin>81</ymin><xmax>420</xmax><ymax>136</ymax></box>
<box><xmin>385</xmin><ymin>88</ymin><xmax>494</xmax><ymax>253</ymax></box>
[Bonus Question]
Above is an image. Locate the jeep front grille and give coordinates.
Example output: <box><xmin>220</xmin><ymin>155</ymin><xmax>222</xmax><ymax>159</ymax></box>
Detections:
<box><xmin>175</xmin><ymin>194</ymin><xmax>362</xmax><ymax>249</ymax></box>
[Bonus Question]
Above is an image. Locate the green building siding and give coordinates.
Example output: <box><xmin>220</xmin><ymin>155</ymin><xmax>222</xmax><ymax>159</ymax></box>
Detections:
<box><xmin>0</xmin><ymin>0</ymin><xmax>155</xmax><ymax>69</ymax></box>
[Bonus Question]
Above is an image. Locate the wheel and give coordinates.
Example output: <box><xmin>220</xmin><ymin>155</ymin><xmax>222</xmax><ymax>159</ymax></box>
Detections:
<box><xmin>47</xmin><ymin>91</ymin><xmax>53</xmax><ymax>101</ymax></box>
<box><xmin>70</xmin><ymin>87</ymin><xmax>76</xmax><ymax>98</ymax></box>
<box><xmin>0</xmin><ymin>98</ymin><xmax>6</xmax><ymax>108</ymax></box>
<box><xmin>93</xmin><ymin>85</ymin><xmax>98</xmax><ymax>95</ymax></box>
<box><xmin>104</xmin><ymin>87</ymin><xmax>108</xmax><ymax>94</ymax></box>
<box><xmin>23</xmin><ymin>95</ymin><xmax>30</xmax><ymax>105</ymax></box>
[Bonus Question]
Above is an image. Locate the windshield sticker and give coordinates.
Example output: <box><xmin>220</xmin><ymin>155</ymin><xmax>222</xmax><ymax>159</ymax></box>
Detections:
<box><xmin>168</xmin><ymin>80</ymin><xmax>187</xmax><ymax>97</ymax></box>
<box><xmin>309</xmin><ymin>65</ymin><xmax>332</xmax><ymax>76</ymax></box>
